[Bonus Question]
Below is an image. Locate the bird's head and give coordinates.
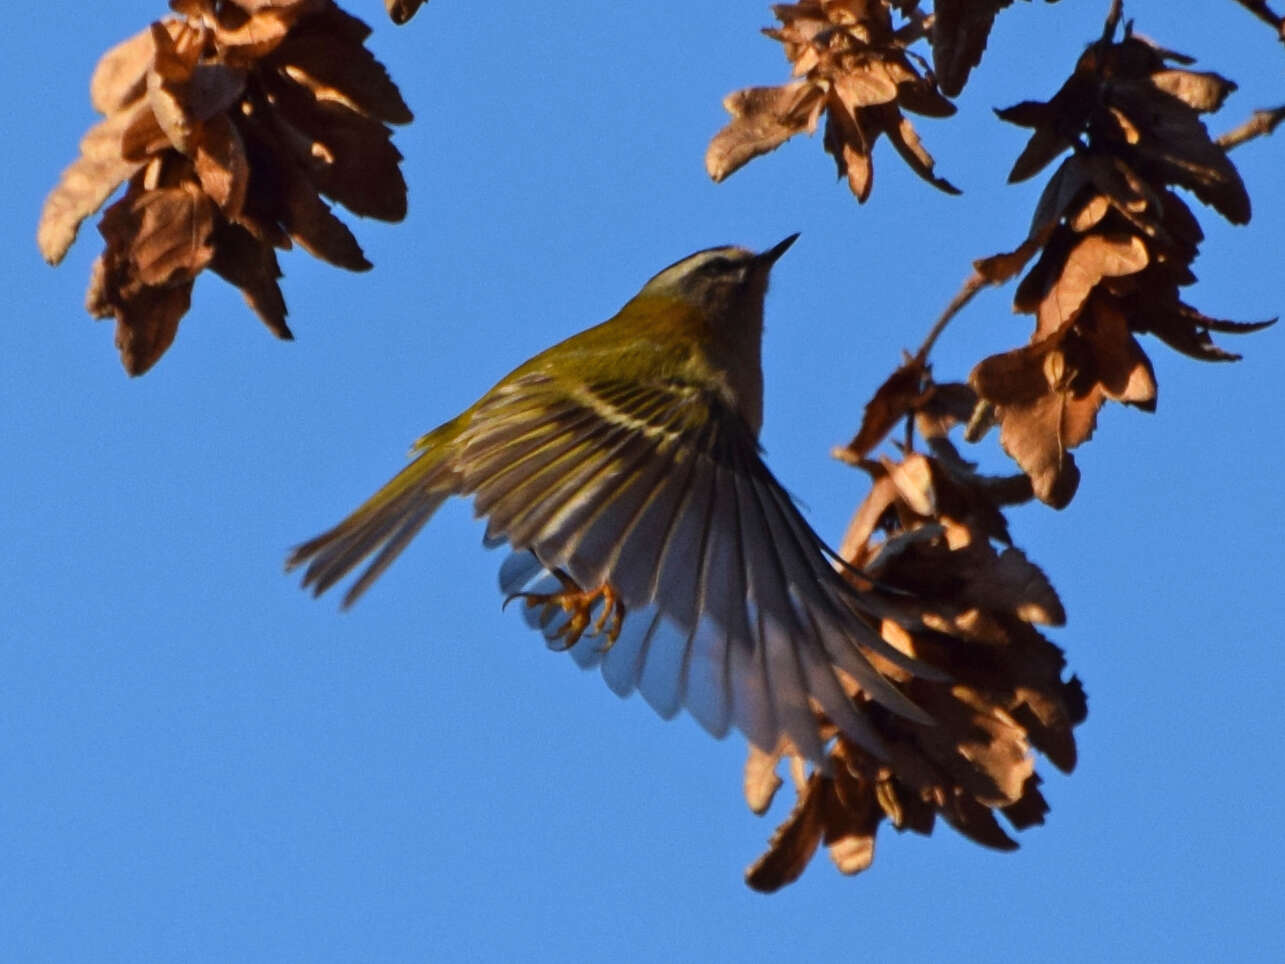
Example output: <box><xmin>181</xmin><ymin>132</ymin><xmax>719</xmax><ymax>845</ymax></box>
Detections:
<box><xmin>622</xmin><ymin>235</ymin><xmax>798</xmax><ymax>433</ymax></box>
<box><xmin>638</xmin><ymin>234</ymin><xmax>799</xmax><ymax>322</ymax></box>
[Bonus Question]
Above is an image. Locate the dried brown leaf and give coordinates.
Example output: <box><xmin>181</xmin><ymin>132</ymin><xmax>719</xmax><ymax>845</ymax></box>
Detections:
<box><xmin>932</xmin><ymin>1</ymin><xmax>1070</xmax><ymax>100</ymax></box>
<box><xmin>831</xmin><ymin>60</ymin><xmax>899</xmax><ymax>109</ymax></box>
<box><xmin>745</xmin><ymin>772</ymin><xmax>826</xmax><ymax>893</ymax></box>
<box><xmin>823</xmin><ymin>97</ymin><xmax>876</xmax><ymax>200</ymax></box>
<box><xmin>839</xmin><ymin>135</ymin><xmax>874</xmax><ymax>201</ymax></box>
<box><xmin>83</xmin><ymin>172</ymin><xmax>218</xmax><ymax>375</ymax></box>
<box><xmin>1079</xmin><ymin>299</ymin><xmax>1157</xmax><ymax>408</ymax></box>
<box><xmin>932</xmin><ymin>0</ymin><xmax>1009</xmax><ymax>98</ymax></box>
<box><xmin>914</xmin><ymin>382</ymin><xmax>980</xmax><ymax>439</ymax></box>
<box><xmin>839</xmin><ymin>358</ymin><xmax>929</xmax><ymax>462</ymax></box>
<box><xmin>386</xmin><ymin>0</ymin><xmax>428</xmax><ymax>24</ymax></box>
<box><xmin>1014</xmin><ymin>675</ymin><xmax>1086</xmax><ymax>772</ymax></box>
<box><xmin>208</xmin><ymin>221</ymin><xmax>290</xmax><ymax>338</ymax></box>
<box><xmin>187</xmin><ymin>0</ymin><xmax>311</xmax><ymax>62</ymax></box>
<box><xmin>884</xmin><ymin>453</ymin><xmax>937</xmax><ymax>518</ymax></box>
<box><xmin>744</xmin><ymin>744</ymin><xmax>785</xmax><ymax>816</ymax></box>
<box><xmin>891</xmin><ymin>70</ymin><xmax>958</xmax><ymax>119</ymax></box>
<box><xmin>885</xmin><ymin>110</ymin><xmax>961</xmax><ymax>194</ymax></box>
<box><xmin>1001</xmin><ymin>775</ymin><xmax>1050</xmax><ymax>830</ymax></box>
<box><xmin>146</xmin><ymin>22</ymin><xmax>203</xmax><ymax>154</ymax></box>
<box><xmin>916</xmin><ymin>446</ymin><xmax>1026</xmax><ymax>543</ymax></box>
<box><xmin>706</xmin><ymin>83</ymin><xmax>823</xmax><ymax>182</ymax></box>
<box><xmin>825</xmin><ymin>831</ymin><xmax>876</xmax><ymax>875</ymax></box>
<box><xmin>822</xmin><ymin>764</ymin><xmax>879</xmax><ymax>875</ymax></box>
<box><xmin>1122</xmin><ymin>289</ymin><xmax>1275</xmax><ymax>362</ymax></box>
<box><xmin>1007</xmin><ymin>122</ymin><xmax>1076</xmax><ymax>184</ymax></box>
<box><xmin>1035</xmin><ymin>233</ymin><xmax>1149</xmax><ymax>333</ymax></box>
<box><xmin>1068</xmin><ymin>194</ymin><xmax>1110</xmax><ymax>233</ymax></box>
<box><xmin>928</xmin><ymin>692</ymin><xmax>1033</xmax><ymax>804</ymax></box>
<box><xmin>281</xmin><ymin>173</ymin><xmax>371</xmax><ymax>270</ymax></box>
<box><xmin>263</xmin><ymin>78</ymin><xmax>408</xmax><ymax>220</ymax></box>
<box><xmin>1108</xmin><ymin>82</ymin><xmax>1250</xmax><ymax>224</ymax></box>
<box><xmin>1027</xmin><ymin>154</ymin><xmax>1092</xmax><ymax>237</ymax></box>
<box><xmin>974</xmin><ymin>548</ymin><xmax>1066</xmax><ymax>625</ymax></box>
<box><xmin>942</xmin><ymin>792</ymin><xmax>1020</xmax><ymax>850</ymax></box>
<box><xmin>90</xmin><ymin>25</ymin><xmax>158</xmax><ymax>114</ymax></box>
<box><xmin>108</xmin><ymin>182</ymin><xmax>218</xmax><ymax>286</ymax></box>
<box><xmin>837</xmin><ymin>473</ymin><xmax>900</xmax><ymax>564</ymax></box>
<box><xmin>971</xmin><ymin>338</ymin><xmax>1067</xmax><ymax>406</ymax></box>
<box><xmin>194</xmin><ymin>113</ymin><xmax>250</xmax><ymax>216</ymax></box>
<box><xmin>120</xmin><ymin>103</ymin><xmax>170</xmax><ymax>162</ymax></box>
<box><xmin>974</xmin><ymin>230</ymin><xmax>1050</xmax><ymax>285</ymax></box>
<box><xmin>995</xmin><ymin>392</ymin><xmax>1084</xmax><ymax>507</ymax></box>
<box><xmin>38</xmin><ymin>113</ymin><xmax>144</xmax><ymax>265</ymax></box>
<box><xmin>111</xmin><ymin>278</ymin><xmax>194</xmax><ymax>376</ymax></box>
<box><xmin>269</xmin><ymin>8</ymin><xmax>413</xmax><ymax>124</ymax></box>
<box><xmin>1150</xmin><ymin>69</ymin><xmax>1236</xmax><ymax>113</ymax></box>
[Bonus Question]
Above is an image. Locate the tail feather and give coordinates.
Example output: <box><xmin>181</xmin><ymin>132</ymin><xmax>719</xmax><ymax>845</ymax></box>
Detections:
<box><xmin>287</xmin><ymin>420</ymin><xmax>463</xmax><ymax>606</ymax></box>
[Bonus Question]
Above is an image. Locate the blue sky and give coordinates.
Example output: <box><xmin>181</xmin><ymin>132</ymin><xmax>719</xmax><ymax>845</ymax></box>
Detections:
<box><xmin>5</xmin><ymin>1</ymin><xmax>1284</xmax><ymax>960</ymax></box>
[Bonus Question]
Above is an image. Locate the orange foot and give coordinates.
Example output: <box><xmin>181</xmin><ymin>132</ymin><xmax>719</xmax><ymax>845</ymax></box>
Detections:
<box><xmin>509</xmin><ymin>571</ymin><xmax>626</xmax><ymax>651</ymax></box>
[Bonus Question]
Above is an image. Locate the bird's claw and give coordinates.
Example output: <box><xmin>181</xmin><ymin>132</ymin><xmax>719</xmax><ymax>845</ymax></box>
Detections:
<box><xmin>509</xmin><ymin>575</ymin><xmax>626</xmax><ymax>651</ymax></box>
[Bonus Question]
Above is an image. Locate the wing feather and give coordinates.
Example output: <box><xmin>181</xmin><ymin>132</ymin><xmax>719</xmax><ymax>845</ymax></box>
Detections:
<box><xmin>682</xmin><ymin>620</ymin><xmax>733</xmax><ymax>738</ymax></box>
<box><xmin>468</xmin><ymin>409</ymin><xmax>609</xmax><ymax>519</ymax></box>
<box><xmin>553</xmin><ymin>444</ymin><xmax>674</xmax><ymax>583</ymax></box>
<box><xmin>758</xmin><ymin>476</ymin><xmax>933</xmax><ymax>681</ymax></box>
<box><xmin>680</xmin><ymin>460</ymin><xmax>747</xmax><ymax>738</ymax></box>
<box><xmin>583</xmin><ymin>426</ymin><xmax>707</xmax><ymax>606</ymax></box>
<box><xmin>466</xmin><ymin>376</ymin><xmax>930</xmax><ymax>760</ymax></box>
<box><xmin>727</xmin><ymin>451</ymin><xmax>830</xmax><ymax>760</ymax></box>
<box><xmin>733</xmin><ymin>607</ymin><xmax>780</xmax><ymax>753</ymax></box>
<box><xmin>488</xmin><ymin>422</ymin><xmax>638</xmax><ymax>548</ymax></box>
<box><xmin>601</xmin><ymin>608</ymin><xmax>665</xmax><ymax>698</ymax></box>
<box><xmin>498</xmin><ymin>549</ymin><xmax>544</xmax><ymax>596</ymax></box>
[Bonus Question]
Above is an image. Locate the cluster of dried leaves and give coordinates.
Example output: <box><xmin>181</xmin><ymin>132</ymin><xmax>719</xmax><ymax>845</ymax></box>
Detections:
<box><xmin>745</xmin><ymin>379</ymin><xmax>1086</xmax><ymax>891</ymax></box>
<box><xmin>966</xmin><ymin>16</ymin><xmax>1273</xmax><ymax>505</ymax></box>
<box><xmin>39</xmin><ymin>0</ymin><xmax>410</xmax><ymax>374</ymax></box>
<box><xmin>705</xmin><ymin>1</ymin><xmax>1063</xmax><ymax>201</ymax></box>
<box><xmin>707</xmin><ymin>0</ymin><xmax>957</xmax><ymax>201</ymax></box>
<box><xmin>738</xmin><ymin>3</ymin><xmax>1276</xmax><ymax>890</ymax></box>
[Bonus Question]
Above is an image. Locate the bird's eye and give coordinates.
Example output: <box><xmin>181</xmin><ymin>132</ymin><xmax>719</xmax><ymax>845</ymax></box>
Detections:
<box><xmin>699</xmin><ymin>256</ymin><xmax>735</xmax><ymax>275</ymax></box>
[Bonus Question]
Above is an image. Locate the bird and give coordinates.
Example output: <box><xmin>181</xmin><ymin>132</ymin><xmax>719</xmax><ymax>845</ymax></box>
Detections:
<box><xmin>287</xmin><ymin>236</ymin><xmax>931</xmax><ymax>762</ymax></box>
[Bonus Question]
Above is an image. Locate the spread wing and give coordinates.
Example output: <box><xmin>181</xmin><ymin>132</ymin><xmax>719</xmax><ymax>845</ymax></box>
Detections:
<box><xmin>455</xmin><ymin>373</ymin><xmax>930</xmax><ymax>761</ymax></box>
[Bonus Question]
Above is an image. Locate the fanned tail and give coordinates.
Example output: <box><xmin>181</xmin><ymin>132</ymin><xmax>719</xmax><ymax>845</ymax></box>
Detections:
<box><xmin>286</xmin><ymin>419</ymin><xmax>464</xmax><ymax>608</ymax></box>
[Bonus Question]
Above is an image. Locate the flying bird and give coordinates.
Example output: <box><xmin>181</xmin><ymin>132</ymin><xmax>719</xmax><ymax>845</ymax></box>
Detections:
<box><xmin>288</xmin><ymin>236</ymin><xmax>930</xmax><ymax>762</ymax></box>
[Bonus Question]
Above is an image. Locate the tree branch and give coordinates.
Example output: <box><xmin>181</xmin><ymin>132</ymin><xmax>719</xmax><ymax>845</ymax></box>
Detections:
<box><xmin>914</xmin><ymin>269</ymin><xmax>989</xmax><ymax>363</ymax></box>
<box><xmin>1229</xmin><ymin>0</ymin><xmax>1285</xmax><ymax>41</ymax></box>
<box><xmin>1217</xmin><ymin>106</ymin><xmax>1285</xmax><ymax>150</ymax></box>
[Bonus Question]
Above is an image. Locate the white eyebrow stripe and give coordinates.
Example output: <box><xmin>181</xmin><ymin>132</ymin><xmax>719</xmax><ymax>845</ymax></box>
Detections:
<box><xmin>643</xmin><ymin>246</ymin><xmax>754</xmax><ymax>292</ymax></box>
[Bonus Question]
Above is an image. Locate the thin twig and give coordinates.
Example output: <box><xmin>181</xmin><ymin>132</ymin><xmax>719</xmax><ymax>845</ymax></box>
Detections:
<box><xmin>1101</xmin><ymin>0</ymin><xmax>1124</xmax><ymax>43</ymax></box>
<box><xmin>1229</xmin><ymin>0</ymin><xmax>1285</xmax><ymax>40</ymax></box>
<box><xmin>913</xmin><ymin>269</ymin><xmax>989</xmax><ymax>363</ymax></box>
<box><xmin>1217</xmin><ymin>106</ymin><xmax>1285</xmax><ymax>150</ymax></box>
<box><xmin>889</xmin><ymin>1</ymin><xmax>932</xmax><ymax>45</ymax></box>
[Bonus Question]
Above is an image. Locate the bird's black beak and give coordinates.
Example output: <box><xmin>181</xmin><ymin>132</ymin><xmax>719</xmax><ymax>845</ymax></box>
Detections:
<box><xmin>757</xmin><ymin>233</ymin><xmax>800</xmax><ymax>268</ymax></box>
